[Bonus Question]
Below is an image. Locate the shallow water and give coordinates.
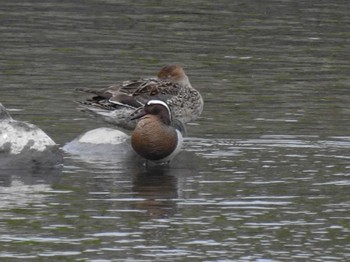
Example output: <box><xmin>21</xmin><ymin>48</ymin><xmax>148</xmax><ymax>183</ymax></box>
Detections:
<box><xmin>1</xmin><ymin>0</ymin><xmax>350</xmax><ymax>261</ymax></box>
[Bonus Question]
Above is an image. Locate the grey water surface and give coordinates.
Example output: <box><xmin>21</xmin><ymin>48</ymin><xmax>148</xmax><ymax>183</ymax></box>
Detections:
<box><xmin>1</xmin><ymin>0</ymin><xmax>350</xmax><ymax>261</ymax></box>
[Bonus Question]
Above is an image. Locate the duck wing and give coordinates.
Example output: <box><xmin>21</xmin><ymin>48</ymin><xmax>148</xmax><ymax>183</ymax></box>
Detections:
<box><xmin>78</xmin><ymin>78</ymin><xmax>181</xmax><ymax>110</ymax></box>
<box><xmin>128</xmin><ymin>79</ymin><xmax>182</xmax><ymax>106</ymax></box>
<box><xmin>76</xmin><ymin>84</ymin><xmax>120</xmax><ymax>100</ymax></box>
<box><xmin>77</xmin><ymin>81</ymin><xmax>143</xmax><ymax>109</ymax></box>
<box><xmin>109</xmin><ymin>78</ymin><xmax>181</xmax><ymax>107</ymax></box>
<box><xmin>108</xmin><ymin>78</ymin><xmax>158</xmax><ymax>108</ymax></box>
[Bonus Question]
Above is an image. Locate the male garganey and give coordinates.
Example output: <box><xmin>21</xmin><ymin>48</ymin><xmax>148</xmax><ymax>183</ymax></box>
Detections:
<box><xmin>130</xmin><ymin>100</ymin><xmax>184</xmax><ymax>163</ymax></box>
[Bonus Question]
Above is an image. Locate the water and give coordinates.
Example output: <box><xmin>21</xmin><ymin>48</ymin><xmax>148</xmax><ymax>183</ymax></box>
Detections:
<box><xmin>1</xmin><ymin>0</ymin><xmax>350</xmax><ymax>261</ymax></box>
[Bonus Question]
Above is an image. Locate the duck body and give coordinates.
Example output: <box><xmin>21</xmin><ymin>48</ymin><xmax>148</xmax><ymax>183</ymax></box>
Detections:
<box><xmin>131</xmin><ymin>100</ymin><xmax>183</xmax><ymax>164</ymax></box>
<box><xmin>77</xmin><ymin>64</ymin><xmax>203</xmax><ymax>130</ymax></box>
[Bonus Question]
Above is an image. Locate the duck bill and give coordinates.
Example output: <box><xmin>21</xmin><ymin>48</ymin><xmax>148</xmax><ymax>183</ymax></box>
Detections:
<box><xmin>130</xmin><ymin>108</ymin><xmax>147</xmax><ymax>120</ymax></box>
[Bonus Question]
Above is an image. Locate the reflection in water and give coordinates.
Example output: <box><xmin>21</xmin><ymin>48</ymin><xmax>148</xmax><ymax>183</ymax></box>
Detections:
<box><xmin>0</xmin><ymin>167</ymin><xmax>62</xmax><ymax>187</ymax></box>
<box><xmin>1</xmin><ymin>0</ymin><xmax>350</xmax><ymax>261</ymax></box>
<box><xmin>132</xmin><ymin>167</ymin><xmax>179</xmax><ymax>218</ymax></box>
<box><xmin>62</xmin><ymin>129</ymin><xmax>199</xmax><ymax>220</ymax></box>
<box><xmin>0</xmin><ymin>166</ymin><xmax>62</xmax><ymax>209</ymax></box>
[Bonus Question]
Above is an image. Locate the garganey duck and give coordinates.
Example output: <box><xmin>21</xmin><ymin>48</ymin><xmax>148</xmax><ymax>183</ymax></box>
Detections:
<box><xmin>77</xmin><ymin>64</ymin><xmax>203</xmax><ymax>130</ymax></box>
<box><xmin>130</xmin><ymin>100</ymin><xmax>184</xmax><ymax>164</ymax></box>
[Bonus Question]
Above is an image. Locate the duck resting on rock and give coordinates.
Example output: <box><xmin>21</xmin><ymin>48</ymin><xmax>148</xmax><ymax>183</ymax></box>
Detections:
<box><xmin>76</xmin><ymin>64</ymin><xmax>203</xmax><ymax>130</ymax></box>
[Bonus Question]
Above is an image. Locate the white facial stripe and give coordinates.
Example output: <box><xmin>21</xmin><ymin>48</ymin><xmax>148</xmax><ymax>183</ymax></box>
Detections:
<box><xmin>147</xmin><ymin>100</ymin><xmax>171</xmax><ymax>119</ymax></box>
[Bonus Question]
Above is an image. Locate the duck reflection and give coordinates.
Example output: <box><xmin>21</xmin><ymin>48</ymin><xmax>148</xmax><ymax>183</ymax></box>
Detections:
<box><xmin>132</xmin><ymin>166</ymin><xmax>179</xmax><ymax>218</ymax></box>
<box><xmin>131</xmin><ymin>152</ymin><xmax>198</xmax><ymax>218</ymax></box>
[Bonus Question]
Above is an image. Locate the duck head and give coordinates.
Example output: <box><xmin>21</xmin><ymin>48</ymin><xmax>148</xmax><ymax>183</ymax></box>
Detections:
<box><xmin>157</xmin><ymin>64</ymin><xmax>190</xmax><ymax>87</ymax></box>
<box><xmin>131</xmin><ymin>100</ymin><xmax>172</xmax><ymax>125</ymax></box>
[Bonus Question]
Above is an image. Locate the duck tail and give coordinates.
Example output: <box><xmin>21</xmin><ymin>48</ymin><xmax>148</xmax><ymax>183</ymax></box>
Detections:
<box><xmin>75</xmin><ymin>87</ymin><xmax>100</xmax><ymax>94</ymax></box>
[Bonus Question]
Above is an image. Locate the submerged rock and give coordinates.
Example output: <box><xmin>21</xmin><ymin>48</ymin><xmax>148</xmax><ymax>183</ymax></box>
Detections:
<box><xmin>75</xmin><ymin>127</ymin><xmax>129</xmax><ymax>145</ymax></box>
<box><xmin>63</xmin><ymin>127</ymin><xmax>136</xmax><ymax>163</ymax></box>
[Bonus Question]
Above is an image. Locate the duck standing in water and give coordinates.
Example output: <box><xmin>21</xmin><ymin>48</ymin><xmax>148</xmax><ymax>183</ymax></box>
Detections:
<box><xmin>130</xmin><ymin>100</ymin><xmax>184</xmax><ymax>164</ymax></box>
<box><xmin>77</xmin><ymin>64</ymin><xmax>203</xmax><ymax>130</ymax></box>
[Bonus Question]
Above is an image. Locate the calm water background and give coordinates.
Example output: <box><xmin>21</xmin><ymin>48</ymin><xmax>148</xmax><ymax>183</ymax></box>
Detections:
<box><xmin>1</xmin><ymin>0</ymin><xmax>350</xmax><ymax>261</ymax></box>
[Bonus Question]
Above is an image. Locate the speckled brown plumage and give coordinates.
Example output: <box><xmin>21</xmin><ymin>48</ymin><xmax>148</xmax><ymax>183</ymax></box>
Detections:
<box><xmin>76</xmin><ymin>64</ymin><xmax>203</xmax><ymax>130</ymax></box>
